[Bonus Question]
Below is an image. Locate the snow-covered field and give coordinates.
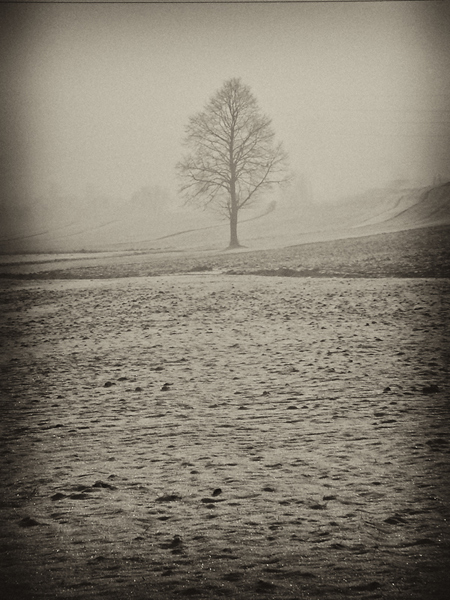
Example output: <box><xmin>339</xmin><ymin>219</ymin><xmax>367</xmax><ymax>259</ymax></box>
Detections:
<box><xmin>1</xmin><ymin>273</ymin><xmax>449</xmax><ymax>599</ymax></box>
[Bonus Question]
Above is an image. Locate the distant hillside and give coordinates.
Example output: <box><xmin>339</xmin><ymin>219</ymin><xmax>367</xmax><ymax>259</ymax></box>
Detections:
<box><xmin>381</xmin><ymin>181</ymin><xmax>450</xmax><ymax>230</ymax></box>
<box><xmin>1</xmin><ymin>181</ymin><xmax>449</xmax><ymax>254</ymax></box>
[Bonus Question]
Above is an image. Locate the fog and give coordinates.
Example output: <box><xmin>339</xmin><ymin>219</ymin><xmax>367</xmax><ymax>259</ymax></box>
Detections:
<box><xmin>1</xmin><ymin>1</ymin><xmax>450</xmax><ymax>223</ymax></box>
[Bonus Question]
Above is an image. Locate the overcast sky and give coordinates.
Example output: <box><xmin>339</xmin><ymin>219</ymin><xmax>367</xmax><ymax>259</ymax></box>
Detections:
<box><xmin>2</xmin><ymin>0</ymin><xmax>450</xmax><ymax>210</ymax></box>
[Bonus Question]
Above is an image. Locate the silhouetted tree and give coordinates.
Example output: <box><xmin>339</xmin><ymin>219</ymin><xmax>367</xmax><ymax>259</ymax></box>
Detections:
<box><xmin>177</xmin><ymin>78</ymin><xmax>289</xmax><ymax>248</ymax></box>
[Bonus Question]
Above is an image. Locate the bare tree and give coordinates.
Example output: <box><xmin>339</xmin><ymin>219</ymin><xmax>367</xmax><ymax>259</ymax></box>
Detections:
<box><xmin>177</xmin><ymin>78</ymin><xmax>289</xmax><ymax>249</ymax></box>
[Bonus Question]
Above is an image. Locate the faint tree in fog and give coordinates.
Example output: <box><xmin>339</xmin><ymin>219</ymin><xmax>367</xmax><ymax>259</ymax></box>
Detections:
<box><xmin>131</xmin><ymin>185</ymin><xmax>170</xmax><ymax>214</ymax></box>
<box><xmin>177</xmin><ymin>78</ymin><xmax>289</xmax><ymax>248</ymax></box>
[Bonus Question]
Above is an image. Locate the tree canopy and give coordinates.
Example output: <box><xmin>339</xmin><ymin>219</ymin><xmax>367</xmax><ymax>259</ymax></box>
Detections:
<box><xmin>177</xmin><ymin>78</ymin><xmax>288</xmax><ymax>248</ymax></box>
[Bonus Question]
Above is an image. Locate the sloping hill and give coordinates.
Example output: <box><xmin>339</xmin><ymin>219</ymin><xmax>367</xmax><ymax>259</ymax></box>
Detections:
<box><xmin>1</xmin><ymin>182</ymin><xmax>449</xmax><ymax>254</ymax></box>
<box><xmin>1</xmin><ymin>223</ymin><xmax>449</xmax><ymax>279</ymax></box>
<box><xmin>381</xmin><ymin>181</ymin><xmax>450</xmax><ymax>230</ymax></box>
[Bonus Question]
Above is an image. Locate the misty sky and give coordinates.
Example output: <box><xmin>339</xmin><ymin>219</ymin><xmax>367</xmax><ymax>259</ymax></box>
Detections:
<box><xmin>2</xmin><ymin>0</ymin><xmax>450</xmax><ymax>210</ymax></box>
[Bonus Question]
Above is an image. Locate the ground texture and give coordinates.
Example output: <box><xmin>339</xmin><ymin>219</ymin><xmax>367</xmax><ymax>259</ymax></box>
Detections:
<box><xmin>1</xmin><ymin>270</ymin><xmax>449</xmax><ymax>599</ymax></box>
<box><xmin>1</xmin><ymin>225</ymin><xmax>450</xmax><ymax>280</ymax></box>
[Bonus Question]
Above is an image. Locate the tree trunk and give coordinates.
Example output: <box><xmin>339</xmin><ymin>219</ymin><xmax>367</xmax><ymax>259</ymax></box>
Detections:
<box><xmin>228</xmin><ymin>207</ymin><xmax>240</xmax><ymax>249</ymax></box>
<box><xmin>228</xmin><ymin>155</ymin><xmax>241</xmax><ymax>248</ymax></box>
<box><xmin>228</xmin><ymin>129</ymin><xmax>241</xmax><ymax>249</ymax></box>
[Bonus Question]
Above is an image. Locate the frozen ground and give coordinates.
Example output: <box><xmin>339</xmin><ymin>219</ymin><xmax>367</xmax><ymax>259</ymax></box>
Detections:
<box><xmin>1</xmin><ymin>224</ymin><xmax>450</xmax><ymax>280</ymax></box>
<box><xmin>1</xmin><ymin>271</ymin><xmax>449</xmax><ymax>600</ymax></box>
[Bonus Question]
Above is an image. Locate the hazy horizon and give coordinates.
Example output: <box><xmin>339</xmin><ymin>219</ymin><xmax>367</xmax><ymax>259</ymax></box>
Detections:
<box><xmin>1</xmin><ymin>1</ymin><xmax>450</xmax><ymax>223</ymax></box>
